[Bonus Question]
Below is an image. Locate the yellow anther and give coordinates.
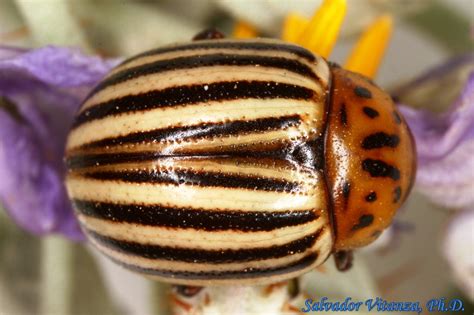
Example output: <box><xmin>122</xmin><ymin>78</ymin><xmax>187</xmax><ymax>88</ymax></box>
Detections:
<box><xmin>345</xmin><ymin>15</ymin><xmax>393</xmax><ymax>79</ymax></box>
<box><xmin>296</xmin><ymin>0</ymin><xmax>346</xmax><ymax>58</ymax></box>
<box><xmin>282</xmin><ymin>13</ymin><xmax>309</xmax><ymax>43</ymax></box>
<box><xmin>233</xmin><ymin>20</ymin><xmax>258</xmax><ymax>39</ymax></box>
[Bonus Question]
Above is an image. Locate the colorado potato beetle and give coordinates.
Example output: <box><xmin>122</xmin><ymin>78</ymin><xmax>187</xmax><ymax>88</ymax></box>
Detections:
<box><xmin>65</xmin><ymin>30</ymin><xmax>416</xmax><ymax>286</ymax></box>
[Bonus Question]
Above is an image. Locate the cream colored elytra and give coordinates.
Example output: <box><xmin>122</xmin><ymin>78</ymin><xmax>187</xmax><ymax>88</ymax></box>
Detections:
<box><xmin>65</xmin><ymin>38</ymin><xmax>334</xmax><ymax>285</ymax></box>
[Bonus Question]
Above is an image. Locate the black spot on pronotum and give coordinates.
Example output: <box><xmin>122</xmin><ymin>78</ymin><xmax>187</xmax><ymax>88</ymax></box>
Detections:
<box><xmin>192</xmin><ymin>28</ymin><xmax>225</xmax><ymax>41</ymax></box>
<box><xmin>362</xmin><ymin>106</ymin><xmax>379</xmax><ymax>118</ymax></box>
<box><xmin>393</xmin><ymin>186</ymin><xmax>402</xmax><ymax>203</ymax></box>
<box><xmin>362</xmin><ymin>132</ymin><xmax>400</xmax><ymax>150</ymax></box>
<box><xmin>362</xmin><ymin>159</ymin><xmax>400</xmax><ymax>180</ymax></box>
<box><xmin>354</xmin><ymin>86</ymin><xmax>372</xmax><ymax>98</ymax></box>
<box><xmin>352</xmin><ymin>214</ymin><xmax>374</xmax><ymax>231</ymax></box>
<box><xmin>365</xmin><ymin>191</ymin><xmax>377</xmax><ymax>202</ymax></box>
<box><xmin>334</xmin><ymin>250</ymin><xmax>353</xmax><ymax>271</ymax></box>
<box><xmin>340</xmin><ymin>103</ymin><xmax>348</xmax><ymax>126</ymax></box>
<box><xmin>341</xmin><ymin>181</ymin><xmax>351</xmax><ymax>210</ymax></box>
<box><xmin>342</xmin><ymin>181</ymin><xmax>351</xmax><ymax>199</ymax></box>
<box><xmin>393</xmin><ymin>110</ymin><xmax>402</xmax><ymax>124</ymax></box>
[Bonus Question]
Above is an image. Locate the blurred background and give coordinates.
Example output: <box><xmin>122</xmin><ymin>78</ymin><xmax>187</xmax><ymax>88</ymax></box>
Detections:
<box><xmin>0</xmin><ymin>0</ymin><xmax>473</xmax><ymax>314</ymax></box>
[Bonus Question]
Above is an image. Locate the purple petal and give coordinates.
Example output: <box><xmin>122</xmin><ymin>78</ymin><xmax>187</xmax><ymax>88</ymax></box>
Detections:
<box><xmin>398</xmin><ymin>70</ymin><xmax>474</xmax><ymax>209</ymax></box>
<box><xmin>414</xmin><ymin>139</ymin><xmax>474</xmax><ymax>208</ymax></box>
<box><xmin>0</xmin><ymin>45</ymin><xmax>118</xmax><ymax>87</ymax></box>
<box><xmin>0</xmin><ymin>46</ymin><xmax>118</xmax><ymax>240</ymax></box>
<box><xmin>399</xmin><ymin>71</ymin><xmax>474</xmax><ymax>162</ymax></box>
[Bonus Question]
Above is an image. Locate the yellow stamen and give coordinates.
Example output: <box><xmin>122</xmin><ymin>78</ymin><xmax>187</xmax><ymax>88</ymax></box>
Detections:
<box><xmin>282</xmin><ymin>13</ymin><xmax>309</xmax><ymax>43</ymax></box>
<box><xmin>345</xmin><ymin>15</ymin><xmax>393</xmax><ymax>78</ymax></box>
<box><xmin>233</xmin><ymin>20</ymin><xmax>258</xmax><ymax>39</ymax></box>
<box><xmin>296</xmin><ymin>0</ymin><xmax>346</xmax><ymax>58</ymax></box>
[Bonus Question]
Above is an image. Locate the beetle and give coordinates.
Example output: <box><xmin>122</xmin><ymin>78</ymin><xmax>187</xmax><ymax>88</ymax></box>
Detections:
<box><xmin>65</xmin><ymin>30</ymin><xmax>416</xmax><ymax>286</ymax></box>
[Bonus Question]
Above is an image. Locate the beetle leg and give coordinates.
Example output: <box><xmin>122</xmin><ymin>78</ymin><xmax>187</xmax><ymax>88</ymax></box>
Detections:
<box><xmin>193</xmin><ymin>29</ymin><xmax>225</xmax><ymax>40</ymax></box>
<box><xmin>174</xmin><ymin>285</ymin><xmax>203</xmax><ymax>297</ymax></box>
<box><xmin>334</xmin><ymin>250</ymin><xmax>353</xmax><ymax>271</ymax></box>
<box><xmin>288</xmin><ymin>278</ymin><xmax>300</xmax><ymax>298</ymax></box>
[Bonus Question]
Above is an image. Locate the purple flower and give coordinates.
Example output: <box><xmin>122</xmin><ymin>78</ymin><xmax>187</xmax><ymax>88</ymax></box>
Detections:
<box><xmin>397</xmin><ymin>55</ymin><xmax>474</xmax><ymax>209</ymax></box>
<box><xmin>0</xmin><ymin>46</ymin><xmax>117</xmax><ymax>241</ymax></box>
<box><xmin>396</xmin><ymin>55</ymin><xmax>474</xmax><ymax>300</ymax></box>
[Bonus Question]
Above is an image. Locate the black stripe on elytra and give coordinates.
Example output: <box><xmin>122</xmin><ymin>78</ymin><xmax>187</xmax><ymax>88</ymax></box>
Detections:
<box><xmin>89</xmin><ymin>54</ymin><xmax>319</xmax><ymax>95</ymax></box>
<box><xmin>88</xmin><ymin>228</ymin><xmax>323</xmax><ymax>263</ymax></box>
<box><xmin>362</xmin><ymin>159</ymin><xmax>400</xmax><ymax>180</ymax></box>
<box><xmin>82</xmin><ymin>169</ymin><xmax>301</xmax><ymax>193</ymax></box>
<box><xmin>362</xmin><ymin>106</ymin><xmax>379</xmax><ymax>118</ymax></box>
<box><xmin>121</xmin><ymin>40</ymin><xmax>316</xmax><ymax>66</ymax></box>
<box><xmin>66</xmin><ymin>151</ymin><xmax>163</xmax><ymax>169</ymax></box>
<box><xmin>354</xmin><ymin>86</ymin><xmax>372</xmax><ymax>98</ymax></box>
<box><xmin>105</xmin><ymin>252</ymin><xmax>318</xmax><ymax>280</ymax></box>
<box><xmin>362</xmin><ymin>132</ymin><xmax>400</xmax><ymax>150</ymax></box>
<box><xmin>74</xmin><ymin>81</ymin><xmax>314</xmax><ymax>128</ymax></box>
<box><xmin>340</xmin><ymin>103</ymin><xmax>347</xmax><ymax>126</ymax></box>
<box><xmin>80</xmin><ymin>115</ymin><xmax>301</xmax><ymax>150</ymax></box>
<box><xmin>73</xmin><ymin>199</ymin><xmax>319</xmax><ymax>231</ymax></box>
<box><xmin>351</xmin><ymin>214</ymin><xmax>374</xmax><ymax>231</ymax></box>
<box><xmin>393</xmin><ymin>186</ymin><xmax>402</xmax><ymax>203</ymax></box>
<box><xmin>66</xmin><ymin>147</ymin><xmax>296</xmax><ymax>169</ymax></box>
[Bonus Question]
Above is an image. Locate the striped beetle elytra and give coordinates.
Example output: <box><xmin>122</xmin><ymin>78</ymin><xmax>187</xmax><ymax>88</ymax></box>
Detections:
<box><xmin>65</xmin><ymin>30</ymin><xmax>416</xmax><ymax>286</ymax></box>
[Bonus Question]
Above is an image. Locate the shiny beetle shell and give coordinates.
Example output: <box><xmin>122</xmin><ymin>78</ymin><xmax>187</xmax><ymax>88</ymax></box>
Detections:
<box><xmin>65</xmin><ymin>36</ymin><xmax>416</xmax><ymax>286</ymax></box>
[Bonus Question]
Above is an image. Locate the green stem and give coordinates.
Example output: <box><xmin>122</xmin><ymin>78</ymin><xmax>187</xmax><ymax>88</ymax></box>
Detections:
<box><xmin>40</xmin><ymin>237</ymin><xmax>73</xmax><ymax>315</ymax></box>
<box><xmin>14</xmin><ymin>0</ymin><xmax>91</xmax><ymax>51</ymax></box>
<box><xmin>403</xmin><ymin>0</ymin><xmax>473</xmax><ymax>54</ymax></box>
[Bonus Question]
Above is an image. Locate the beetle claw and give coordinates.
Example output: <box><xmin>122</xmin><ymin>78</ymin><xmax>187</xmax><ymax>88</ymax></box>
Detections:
<box><xmin>334</xmin><ymin>250</ymin><xmax>354</xmax><ymax>271</ymax></box>
<box><xmin>175</xmin><ymin>285</ymin><xmax>203</xmax><ymax>297</ymax></box>
<box><xmin>288</xmin><ymin>278</ymin><xmax>300</xmax><ymax>298</ymax></box>
<box><xmin>193</xmin><ymin>29</ymin><xmax>226</xmax><ymax>41</ymax></box>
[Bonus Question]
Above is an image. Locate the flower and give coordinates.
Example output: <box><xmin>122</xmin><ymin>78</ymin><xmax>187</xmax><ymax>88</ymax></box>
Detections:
<box><xmin>0</xmin><ymin>46</ymin><xmax>117</xmax><ymax>240</ymax></box>
<box><xmin>233</xmin><ymin>0</ymin><xmax>392</xmax><ymax>79</ymax></box>
<box><xmin>397</xmin><ymin>56</ymin><xmax>474</xmax><ymax>209</ymax></box>
<box><xmin>443</xmin><ymin>210</ymin><xmax>474</xmax><ymax>301</ymax></box>
<box><xmin>395</xmin><ymin>55</ymin><xmax>474</xmax><ymax>301</ymax></box>
<box><xmin>0</xmin><ymin>0</ymin><xmax>471</xmax><ymax>313</ymax></box>
<box><xmin>218</xmin><ymin>0</ymin><xmax>426</xmax><ymax>39</ymax></box>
